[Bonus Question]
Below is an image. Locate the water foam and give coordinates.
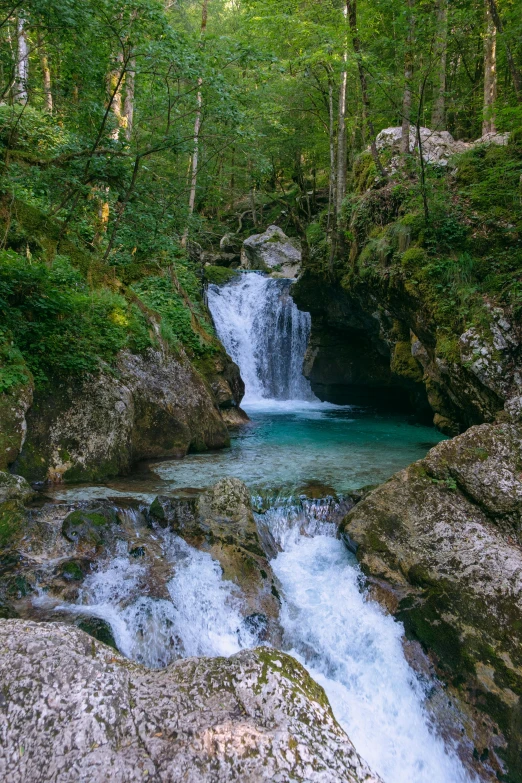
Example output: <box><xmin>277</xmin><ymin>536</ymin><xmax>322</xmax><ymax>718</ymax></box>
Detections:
<box><xmin>270</xmin><ymin>531</ymin><xmax>475</xmax><ymax>783</ymax></box>
<box><xmin>55</xmin><ymin>534</ymin><xmax>255</xmax><ymax>668</ymax></box>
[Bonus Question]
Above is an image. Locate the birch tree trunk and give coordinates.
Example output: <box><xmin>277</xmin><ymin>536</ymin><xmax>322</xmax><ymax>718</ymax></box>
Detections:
<box><xmin>336</xmin><ymin>8</ymin><xmax>348</xmax><ymax>219</ymax></box>
<box><xmin>108</xmin><ymin>50</ymin><xmax>125</xmax><ymax>140</ymax></box>
<box><xmin>181</xmin><ymin>0</ymin><xmax>209</xmax><ymax>248</ymax></box>
<box><xmin>400</xmin><ymin>0</ymin><xmax>414</xmax><ymax>154</ymax></box>
<box><xmin>123</xmin><ymin>56</ymin><xmax>135</xmax><ymax>140</ymax></box>
<box><xmin>431</xmin><ymin>0</ymin><xmax>448</xmax><ymax>130</ymax></box>
<box><xmin>483</xmin><ymin>0</ymin><xmax>497</xmax><ymax>135</ymax></box>
<box><xmin>14</xmin><ymin>15</ymin><xmax>29</xmax><ymax>103</ymax></box>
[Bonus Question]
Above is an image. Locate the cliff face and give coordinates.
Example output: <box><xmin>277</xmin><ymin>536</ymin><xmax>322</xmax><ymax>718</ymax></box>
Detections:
<box><xmin>10</xmin><ymin>346</ymin><xmax>243</xmax><ymax>484</ymax></box>
<box><xmin>294</xmin><ymin>265</ymin><xmax>520</xmax><ymax>432</ymax></box>
<box><xmin>341</xmin><ymin>421</ymin><xmax>522</xmax><ymax>780</ymax></box>
<box><xmin>293</xmin><ymin>136</ymin><xmax>522</xmax><ymax>433</ymax></box>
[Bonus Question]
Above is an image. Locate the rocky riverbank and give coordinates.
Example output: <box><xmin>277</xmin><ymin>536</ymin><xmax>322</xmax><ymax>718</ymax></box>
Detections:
<box><xmin>341</xmin><ymin>421</ymin><xmax>522</xmax><ymax>780</ymax></box>
<box><xmin>0</xmin><ymin>620</ymin><xmax>382</xmax><ymax>783</ymax></box>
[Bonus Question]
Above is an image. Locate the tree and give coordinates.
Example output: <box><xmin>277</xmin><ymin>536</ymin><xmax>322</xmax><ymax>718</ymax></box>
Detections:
<box><xmin>431</xmin><ymin>0</ymin><xmax>448</xmax><ymax>130</ymax></box>
<box><xmin>483</xmin><ymin>0</ymin><xmax>497</xmax><ymax>135</ymax></box>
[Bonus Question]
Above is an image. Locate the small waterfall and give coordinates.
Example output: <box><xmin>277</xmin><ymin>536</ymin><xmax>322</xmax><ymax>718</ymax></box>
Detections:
<box><xmin>207</xmin><ymin>272</ymin><xmax>316</xmax><ymax>403</ymax></box>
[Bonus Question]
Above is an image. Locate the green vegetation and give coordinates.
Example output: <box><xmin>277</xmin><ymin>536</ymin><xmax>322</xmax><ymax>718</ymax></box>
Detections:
<box><xmin>204</xmin><ymin>265</ymin><xmax>238</xmax><ymax>285</ymax></box>
<box><xmin>0</xmin><ymin>0</ymin><xmax>519</xmax><ymax>395</ymax></box>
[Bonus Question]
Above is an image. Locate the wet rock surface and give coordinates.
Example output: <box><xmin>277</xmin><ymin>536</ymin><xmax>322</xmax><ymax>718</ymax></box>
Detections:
<box><xmin>0</xmin><ymin>620</ymin><xmax>382</xmax><ymax>783</ymax></box>
<box><xmin>341</xmin><ymin>421</ymin><xmax>522</xmax><ymax>780</ymax></box>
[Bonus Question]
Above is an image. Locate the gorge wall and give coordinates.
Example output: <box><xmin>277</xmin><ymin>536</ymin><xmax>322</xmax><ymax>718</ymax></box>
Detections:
<box><xmin>293</xmin><ymin>134</ymin><xmax>522</xmax><ymax>434</ymax></box>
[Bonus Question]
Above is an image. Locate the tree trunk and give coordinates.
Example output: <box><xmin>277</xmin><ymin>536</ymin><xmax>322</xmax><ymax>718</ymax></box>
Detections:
<box><xmin>14</xmin><ymin>15</ymin><xmax>28</xmax><ymax>103</ymax></box>
<box><xmin>327</xmin><ymin>68</ymin><xmax>336</xmax><ymax>231</ymax></box>
<box><xmin>181</xmin><ymin>0</ymin><xmax>209</xmax><ymax>248</ymax></box>
<box><xmin>346</xmin><ymin>0</ymin><xmax>386</xmax><ymax>178</ymax></box>
<box><xmin>401</xmin><ymin>0</ymin><xmax>414</xmax><ymax>154</ymax></box>
<box><xmin>107</xmin><ymin>50</ymin><xmax>125</xmax><ymax>140</ymax></box>
<box><xmin>38</xmin><ymin>35</ymin><xmax>52</xmax><ymax>113</ymax></box>
<box><xmin>487</xmin><ymin>0</ymin><xmax>522</xmax><ymax>101</ymax></box>
<box><xmin>336</xmin><ymin>9</ymin><xmax>348</xmax><ymax>219</ymax></box>
<box><xmin>483</xmin><ymin>0</ymin><xmax>497</xmax><ymax>135</ymax></box>
<box><xmin>123</xmin><ymin>56</ymin><xmax>135</xmax><ymax>140</ymax></box>
<box><xmin>431</xmin><ymin>0</ymin><xmax>447</xmax><ymax>130</ymax></box>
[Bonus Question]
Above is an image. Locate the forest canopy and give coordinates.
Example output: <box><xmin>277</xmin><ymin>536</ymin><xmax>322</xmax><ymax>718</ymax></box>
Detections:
<box><xmin>0</xmin><ymin>0</ymin><xmax>521</xmax><ymax>388</ymax></box>
<box><xmin>0</xmin><ymin>0</ymin><xmax>520</xmax><ymax>256</ymax></box>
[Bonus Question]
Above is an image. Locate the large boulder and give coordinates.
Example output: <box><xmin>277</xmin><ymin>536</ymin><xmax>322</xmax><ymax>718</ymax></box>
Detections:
<box><xmin>375</xmin><ymin>126</ymin><xmax>510</xmax><ymax>167</ymax></box>
<box><xmin>340</xmin><ymin>421</ymin><xmax>522</xmax><ymax>779</ymax></box>
<box><xmin>14</xmin><ymin>348</ymin><xmax>232</xmax><ymax>483</ymax></box>
<box><xmin>0</xmin><ymin>620</ymin><xmax>381</xmax><ymax>783</ymax></box>
<box><xmin>241</xmin><ymin>225</ymin><xmax>301</xmax><ymax>278</ymax></box>
<box><xmin>150</xmin><ymin>479</ymin><xmax>281</xmax><ymax>643</ymax></box>
<box><xmin>0</xmin><ymin>472</ymin><xmax>34</xmax><ymax>504</ymax></box>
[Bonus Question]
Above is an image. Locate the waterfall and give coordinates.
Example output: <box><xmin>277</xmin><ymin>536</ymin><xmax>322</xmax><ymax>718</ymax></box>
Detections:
<box><xmin>207</xmin><ymin>272</ymin><xmax>316</xmax><ymax>403</ymax></box>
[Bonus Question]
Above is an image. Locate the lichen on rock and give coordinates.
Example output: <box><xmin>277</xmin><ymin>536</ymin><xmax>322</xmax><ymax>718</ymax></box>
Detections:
<box><xmin>0</xmin><ymin>619</ymin><xmax>382</xmax><ymax>783</ymax></box>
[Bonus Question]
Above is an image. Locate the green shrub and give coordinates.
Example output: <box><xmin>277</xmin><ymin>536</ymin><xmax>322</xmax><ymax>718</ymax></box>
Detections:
<box><xmin>132</xmin><ymin>274</ymin><xmax>214</xmax><ymax>356</ymax></box>
<box><xmin>0</xmin><ymin>251</ymin><xmax>153</xmax><ymax>387</ymax></box>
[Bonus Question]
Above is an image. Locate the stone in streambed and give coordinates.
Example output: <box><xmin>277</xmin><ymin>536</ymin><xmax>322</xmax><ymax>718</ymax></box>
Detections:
<box><xmin>61</xmin><ymin>505</ymin><xmax>119</xmax><ymax>548</ymax></box>
<box><xmin>149</xmin><ymin>478</ymin><xmax>282</xmax><ymax>644</ymax></box>
<box><xmin>0</xmin><ymin>620</ymin><xmax>382</xmax><ymax>783</ymax></box>
<box><xmin>0</xmin><ymin>471</ymin><xmax>34</xmax><ymax>504</ymax></box>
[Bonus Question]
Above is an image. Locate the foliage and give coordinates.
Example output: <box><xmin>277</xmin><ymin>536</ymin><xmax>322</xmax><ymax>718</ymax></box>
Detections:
<box><xmin>0</xmin><ymin>251</ymin><xmax>153</xmax><ymax>386</ymax></box>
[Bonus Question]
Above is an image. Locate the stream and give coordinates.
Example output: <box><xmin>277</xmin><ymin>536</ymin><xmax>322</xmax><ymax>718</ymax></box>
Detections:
<box><xmin>46</xmin><ymin>273</ymin><xmax>477</xmax><ymax>783</ymax></box>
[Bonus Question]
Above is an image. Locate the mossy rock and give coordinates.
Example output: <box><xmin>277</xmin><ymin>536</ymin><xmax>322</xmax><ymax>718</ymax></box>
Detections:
<box><xmin>390</xmin><ymin>341</ymin><xmax>424</xmax><ymax>383</ymax></box>
<box><xmin>400</xmin><ymin>246</ymin><xmax>427</xmax><ymax>270</ymax></box>
<box><xmin>61</xmin><ymin>559</ymin><xmax>86</xmax><ymax>581</ymax></box>
<box><xmin>76</xmin><ymin>617</ymin><xmax>117</xmax><ymax>650</ymax></box>
<box><xmin>204</xmin><ymin>265</ymin><xmax>238</xmax><ymax>285</ymax></box>
<box><xmin>0</xmin><ymin>500</ymin><xmax>26</xmax><ymax>549</ymax></box>
<box><xmin>61</xmin><ymin>506</ymin><xmax>119</xmax><ymax>547</ymax></box>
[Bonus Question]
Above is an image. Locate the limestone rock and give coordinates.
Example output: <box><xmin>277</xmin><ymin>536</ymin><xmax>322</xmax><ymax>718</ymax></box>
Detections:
<box><xmin>15</xmin><ymin>347</ymin><xmax>232</xmax><ymax>483</ymax></box>
<box><xmin>375</xmin><ymin>126</ymin><xmax>509</xmax><ymax>167</ymax></box>
<box><xmin>340</xmin><ymin>421</ymin><xmax>522</xmax><ymax>778</ymax></box>
<box><xmin>241</xmin><ymin>225</ymin><xmax>301</xmax><ymax>278</ymax></box>
<box><xmin>150</xmin><ymin>479</ymin><xmax>282</xmax><ymax>643</ymax></box>
<box><xmin>0</xmin><ymin>620</ymin><xmax>382</xmax><ymax>783</ymax></box>
<box><xmin>0</xmin><ymin>375</ymin><xmax>33</xmax><ymax>471</ymax></box>
<box><xmin>0</xmin><ymin>472</ymin><xmax>34</xmax><ymax>504</ymax></box>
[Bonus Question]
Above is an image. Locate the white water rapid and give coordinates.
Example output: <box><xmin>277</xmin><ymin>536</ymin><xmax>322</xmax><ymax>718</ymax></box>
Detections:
<box><xmin>262</xmin><ymin>501</ymin><xmax>476</xmax><ymax>783</ymax></box>
<box><xmin>49</xmin><ymin>501</ymin><xmax>476</xmax><ymax>783</ymax></box>
<box><xmin>207</xmin><ymin>271</ymin><xmax>316</xmax><ymax>402</ymax></box>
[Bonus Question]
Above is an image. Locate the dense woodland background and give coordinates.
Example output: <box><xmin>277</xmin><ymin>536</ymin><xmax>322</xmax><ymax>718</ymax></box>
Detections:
<box><xmin>0</xmin><ymin>0</ymin><xmax>521</xmax><ymax>393</ymax></box>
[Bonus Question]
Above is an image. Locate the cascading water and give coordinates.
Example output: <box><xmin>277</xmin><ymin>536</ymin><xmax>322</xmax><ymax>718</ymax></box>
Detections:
<box><xmin>207</xmin><ymin>271</ymin><xmax>316</xmax><ymax>402</ymax></box>
<box><xmin>47</xmin><ymin>499</ymin><xmax>476</xmax><ymax>783</ymax></box>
